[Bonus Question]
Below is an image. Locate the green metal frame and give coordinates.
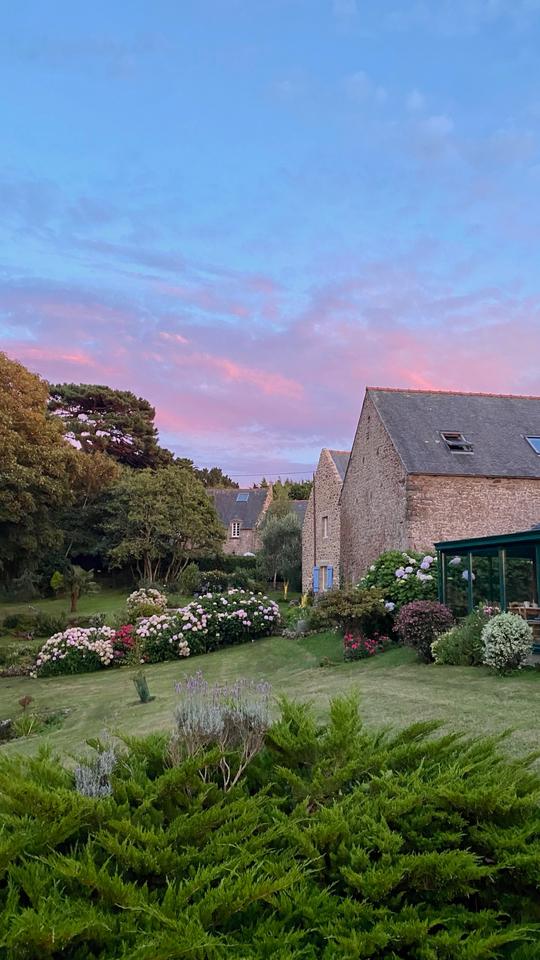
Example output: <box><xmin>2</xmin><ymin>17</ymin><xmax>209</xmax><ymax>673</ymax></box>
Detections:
<box><xmin>436</xmin><ymin>528</ymin><xmax>540</xmax><ymax>613</ymax></box>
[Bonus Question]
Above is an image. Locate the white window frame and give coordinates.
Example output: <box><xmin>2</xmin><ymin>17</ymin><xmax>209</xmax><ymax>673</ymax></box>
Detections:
<box><xmin>320</xmin><ymin>565</ymin><xmax>327</xmax><ymax>591</ymax></box>
<box><xmin>230</xmin><ymin>520</ymin><xmax>241</xmax><ymax>539</ymax></box>
<box><xmin>322</xmin><ymin>515</ymin><xmax>329</xmax><ymax>539</ymax></box>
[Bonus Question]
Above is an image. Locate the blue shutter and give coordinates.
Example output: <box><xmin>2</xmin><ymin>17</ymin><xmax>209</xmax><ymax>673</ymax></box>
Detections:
<box><xmin>312</xmin><ymin>566</ymin><xmax>319</xmax><ymax>593</ymax></box>
<box><xmin>327</xmin><ymin>565</ymin><xmax>334</xmax><ymax>590</ymax></box>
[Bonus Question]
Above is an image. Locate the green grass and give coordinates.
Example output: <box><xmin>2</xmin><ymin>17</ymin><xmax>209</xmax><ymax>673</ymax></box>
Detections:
<box><xmin>2</xmin><ymin>633</ymin><xmax>540</xmax><ymax>762</ymax></box>
<box><xmin>0</xmin><ymin>588</ymin><xmax>128</xmax><ymax>621</ymax></box>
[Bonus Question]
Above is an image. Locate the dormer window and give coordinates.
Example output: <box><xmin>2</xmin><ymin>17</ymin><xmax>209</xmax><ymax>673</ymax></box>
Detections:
<box><xmin>441</xmin><ymin>431</ymin><xmax>474</xmax><ymax>454</ymax></box>
<box><xmin>526</xmin><ymin>436</ymin><xmax>540</xmax><ymax>455</ymax></box>
<box><xmin>231</xmin><ymin>520</ymin><xmax>241</xmax><ymax>538</ymax></box>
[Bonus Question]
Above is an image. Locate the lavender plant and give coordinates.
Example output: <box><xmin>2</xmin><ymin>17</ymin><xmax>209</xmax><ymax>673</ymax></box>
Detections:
<box><xmin>74</xmin><ymin>747</ymin><xmax>116</xmax><ymax>798</ymax></box>
<box><xmin>172</xmin><ymin>671</ymin><xmax>272</xmax><ymax>790</ymax></box>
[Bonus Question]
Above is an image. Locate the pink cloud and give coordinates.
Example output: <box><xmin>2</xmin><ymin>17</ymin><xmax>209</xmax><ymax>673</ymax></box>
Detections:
<box><xmin>2</xmin><ymin>263</ymin><xmax>540</xmax><ymax>478</ymax></box>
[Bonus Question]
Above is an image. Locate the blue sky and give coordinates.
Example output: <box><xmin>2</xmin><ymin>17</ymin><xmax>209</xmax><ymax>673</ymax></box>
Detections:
<box><xmin>1</xmin><ymin>0</ymin><xmax>540</xmax><ymax>480</ymax></box>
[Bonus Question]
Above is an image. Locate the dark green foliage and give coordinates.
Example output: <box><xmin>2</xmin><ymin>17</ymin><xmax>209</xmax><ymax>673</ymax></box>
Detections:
<box><xmin>312</xmin><ymin>586</ymin><xmax>391</xmax><ymax>637</ymax></box>
<box><xmin>47</xmin><ymin>382</ymin><xmax>175</xmax><ymax>469</ymax></box>
<box><xmin>432</xmin><ymin>608</ymin><xmax>493</xmax><ymax>666</ymax></box>
<box><xmin>2</xmin><ymin>698</ymin><xmax>540</xmax><ymax>957</ymax></box>
<box><xmin>177</xmin><ymin>561</ymin><xmax>202</xmax><ymax>596</ymax></box>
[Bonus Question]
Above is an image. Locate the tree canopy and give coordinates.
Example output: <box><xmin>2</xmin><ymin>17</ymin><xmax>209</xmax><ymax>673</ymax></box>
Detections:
<box><xmin>48</xmin><ymin>383</ymin><xmax>174</xmax><ymax>469</ymax></box>
<box><xmin>0</xmin><ymin>352</ymin><xmax>78</xmax><ymax>578</ymax></box>
<box><xmin>106</xmin><ymin>466</ymin><xmax>225</xmax><ymax>583</ymax></box>
<box><xmin>258</xmin><ymin>512</ymin><xmax>302</xmax><ymax>595</ymax></box>
<box><xmin>194</xmin><ymin>466</ymin><xmax>238</xmax><ymax>488</ymax></box>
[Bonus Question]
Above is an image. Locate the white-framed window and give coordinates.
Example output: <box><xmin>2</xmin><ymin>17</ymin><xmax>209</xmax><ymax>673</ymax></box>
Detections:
<box><xmin>322</xmin><ymin>515</ymin><xmax>329</xmax><ymax>539</ymax></box>
<box><xmin>231</xmin><ymin>520</ymin><xmax>241</xmax><ymax>538</ymax></box>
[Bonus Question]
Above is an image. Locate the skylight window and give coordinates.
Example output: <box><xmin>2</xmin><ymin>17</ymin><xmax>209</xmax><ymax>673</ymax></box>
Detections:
<box><xmin>526</xmin><ymin>436</ymin><xmax>540</xmax><ymax>455</ymax></box>
<box><xmin>441</xmin><ymin>431</ymin><xmax>474</xmax><ymax>454</ymax></box>
<box><xmin>236</xmin><ymin>492</ymin><xmax>249</xmax><ymax>502</ymax></box>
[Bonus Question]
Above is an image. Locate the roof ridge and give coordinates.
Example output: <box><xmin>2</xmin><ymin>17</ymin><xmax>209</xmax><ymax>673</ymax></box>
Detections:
<box><xmin>367</xmin><ymin>386</ymin><xmax>540</xmax><ymax>401</ymax></box>
<box><xmin>327</xmin><ymin>448</ymin><xmax>351</xmax><ymax>454</ymax></box>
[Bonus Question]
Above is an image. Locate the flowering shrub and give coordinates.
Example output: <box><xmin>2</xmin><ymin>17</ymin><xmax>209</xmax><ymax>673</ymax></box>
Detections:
<box><xmin>34</xmin><ymin>591</ymin><xmax>280</xmax><ymax>676</ymax></box>
<box><xmin>344</xmin><ymin>632</ymin><xmax>391</xmax><ymax>661</ymax></box>
<box><xmin>135</xmin><ymin>614</ymin><xmax>191</xmax><ymax>663</ymax></box>
<box><xmin>395</xmin><ymin>600</ymin><xmax>454</xmax><ymax>663</ymax></box>
<box><xmin>176</xmin><ymin>590</ymin><xmax>281</xmax><ymax>653</ymax></box>
<box><xmin>482</xmin><ymin>613</ymin><xmax>533</xmax><ymax>674</ymax></box>
<box><xmin>431</xmin><ymin>606</ymin><xmax>498</xmax><ymax>666</ymax></box>
<box><xmin>112</xmin><ymin>624</ymin><xmax>136</xmax><ymax>663</ymax></box>
<box><xmin>126</xmin><ymin>588</ymin><xmax>168</xmax><ymax>618</ymax></box>
<box><xmin>359</xmin><ymin>550</ymin><xmax>438</xmax><ymax>609</ymax></box>
<box><xmin>36</xmin><ymin>626</ymin><xmax>116</xmax><ymax>677</ymax></box>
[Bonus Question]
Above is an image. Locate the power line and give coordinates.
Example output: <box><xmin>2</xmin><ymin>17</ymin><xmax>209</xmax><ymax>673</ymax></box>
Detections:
<box><xmin>225</xmin><ymin>469</ymin><xmax>313</xmax><ymax>478</ymax></box>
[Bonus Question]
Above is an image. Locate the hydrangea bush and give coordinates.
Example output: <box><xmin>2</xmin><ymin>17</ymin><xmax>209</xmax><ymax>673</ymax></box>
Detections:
<box><xmin>359</xmin><ymin>550</ymin><xmax>438</xmax><ymax>609</ymax></box>
<box><xmin>36</xmin><ymin>626</ymin><xmax>117</xmax><ymax>676</ymax></box>
<box><xmin>135</xmin><ymin>613</ymin><xmax>191</xmax><ymax>663</ymax></box>
<box><xmin>126</xmin><ymin>588</ymin><xmax>168</xmax><ymax>618</ymax></box>
<box><xmin>176</xmin><ymin>590</ymin><xmax>281</xmax><ymax>653</ymax></box>
<box><xmin>34</xmin><ymin>590</ymin><xmax>281</xmax><ymax>675</ymax></box>
<box><xmin>481</xmin><ymin>612</ymin><xmax>533</xmax><ymax>673</ymax></box>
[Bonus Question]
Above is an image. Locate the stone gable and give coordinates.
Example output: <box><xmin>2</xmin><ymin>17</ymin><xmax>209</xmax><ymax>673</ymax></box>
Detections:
<box><xmin>302</xmin><ymin>449</ymin><xmax>349</xmax><ymax>592</ymax></box>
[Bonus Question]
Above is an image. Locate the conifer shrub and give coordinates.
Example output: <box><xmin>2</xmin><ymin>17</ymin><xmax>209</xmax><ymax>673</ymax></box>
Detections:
<box><xmin>177</xmin><ymin>561</ymin><xmax>201</xmax><ymax>596</ymax></box>
<box><xmin>1</xmin><ymin>697</ymin><xmax>540</xmax><ymax>957</ymax></box>
<box><xmin>395</xmin><ymin>599</ymin><xmax>453</xmax><ymax>662</ymax></box>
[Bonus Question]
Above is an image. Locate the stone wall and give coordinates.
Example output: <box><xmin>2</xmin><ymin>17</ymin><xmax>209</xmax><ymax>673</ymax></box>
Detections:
<box><xmin>341</xmin><ymin>393</ymin><xmax>408</xmax><ymax>583</ymax></box>
<box><xmin>302</xmin><ymin>449</ymin><xmax>344</xmax><ymax>592</ymax></box>
<box><xmin>221</xmin><ymin>487</ymin><xmax>273</xmax><ymax>556</ymax></box>
<box><xmin>406</xmin><ymin>474</ymin><xmax>540</xmax><ymax>549</ymax></box>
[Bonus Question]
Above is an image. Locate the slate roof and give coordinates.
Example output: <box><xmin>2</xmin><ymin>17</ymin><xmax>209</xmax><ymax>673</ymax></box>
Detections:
<box><xmin>208</xmin><ymin>488</ymin><xmax>268</xmax><ymax>529</ymax></box>
<box><xmin>368</xmin><ymin>388</ymin><xmax>540</xmax><ymax>479</ymax></box>
<box><xmin>328</xmin><ymin>450</ymin><xmax>350</xmax><ymax>481</ymax></box>
<box><xmin>290</xmin><ymin>500</ymin><xmax>308</xmax><ymax>524</ymax></box>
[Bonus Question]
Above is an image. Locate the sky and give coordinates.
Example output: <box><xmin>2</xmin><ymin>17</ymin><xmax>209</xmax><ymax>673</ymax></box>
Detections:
<box><xmin>2</xmin><ymin>0</ymin><xmax>540</xmax><ymax>482</ymax></box>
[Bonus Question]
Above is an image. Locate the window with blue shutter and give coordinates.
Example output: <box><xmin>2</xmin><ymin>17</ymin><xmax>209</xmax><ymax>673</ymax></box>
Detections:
<box><xmin>312</xmin><ymin>566</ymin><xmax>319</xmax><ymax>593</ymax></box>
<box><xmin>327</xmin><ymin>565</ymin><xmax>334</xmax><ymax>589</ymax></box>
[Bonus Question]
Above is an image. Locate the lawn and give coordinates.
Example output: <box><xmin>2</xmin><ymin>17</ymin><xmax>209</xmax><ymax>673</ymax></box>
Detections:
<box><xmin>2</xmin><ymin>631</ymin><xmax>540</xmax><ymax>762</ymax></box>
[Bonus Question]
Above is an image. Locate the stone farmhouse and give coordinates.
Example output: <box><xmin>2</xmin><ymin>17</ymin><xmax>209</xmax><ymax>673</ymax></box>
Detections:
<box><xmin>302</xmin><ymin>449</ymin><xmax>350</xmax><ymax>592</ymax></box>
<box><xmin>209</xmin><ymin>487</ymin><xmax>272</xmax><ymax>556</ymax></box>
<box><xmin>340</xmin><ymin>388</ymin><xmax>540</xmax><ymax>584</ymax></box>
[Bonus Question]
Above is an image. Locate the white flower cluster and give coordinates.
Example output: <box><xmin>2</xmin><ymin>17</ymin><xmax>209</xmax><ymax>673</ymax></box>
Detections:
<box><xmin>177</xmin><ymin>589</ymin><xmax>281</xmax><ymax>637</ymax></box>
<box><xmin>126</xmin><ymin>588</ymin><xmax>168</xmax><ymax>616</ymax></box>
<box><xmin>135</xmin><ymin>613</ymin><xmax>190</xmax><ymax>657</ymax></box>
<box><xmin>36</xmin><ymin>626</ymin><xmax>116</xmax><ymax>670</ymax></box>
<box><xmin>394</xmin><ymin>553</ymin><xmax>435</xmax><ymax>585</ymax></box>
<box><xmin>482</xmin><ymin>613</ymin><xmax>532</xmax><ymax>672</ymax></box>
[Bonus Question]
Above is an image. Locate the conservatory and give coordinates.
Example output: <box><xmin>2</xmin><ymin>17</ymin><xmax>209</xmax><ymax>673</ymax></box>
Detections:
<box><xmin>435</xmin><ymin>529</ymin><xmax>540</xmax><ymax>649</ymax></box>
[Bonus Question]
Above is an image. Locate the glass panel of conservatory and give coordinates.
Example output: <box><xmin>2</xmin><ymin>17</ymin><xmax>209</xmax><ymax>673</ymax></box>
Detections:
<box><xmin>471</xmin><ymin>554</ymin><xmax>500</xmax><ymax>610</ymax></box>
<box><xmin>444</xmin><ymin>553</ymin><xmax>469</xmax><ymax>617</ymax></box>
<box><xmin>505</xmin><ymin>557</ymin><xmax>536</xmax><ymax>607</ymax></box>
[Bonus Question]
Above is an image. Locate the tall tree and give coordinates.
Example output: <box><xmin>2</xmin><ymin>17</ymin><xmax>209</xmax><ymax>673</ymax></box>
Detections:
<box><xmin>258</xmin><ymin>513</ymin><xmax>302</xmax><ymax>597</ymax></box>
<box><xmin>106</xmin><ymin>466</ymin><xmax>225</xmax><ymax>583</ymax></box>
<box><xmin>194</xmin><ymin>466</ymin><xmax>238</xmax><ymax>489</ymax></box>
<box><xmin>60</xmin><ymin>451</ymin><xmax>121</xmax><ymax>560</ymax></box>
<box><xmin>48</xmin><ymin>383</ymin><xmax>174</xmax><ymax>469</ymax></box>
<box><xmin>0</xmin><ymin>352</ymin><xmax>78</xmax><ymax>579</ymax></box>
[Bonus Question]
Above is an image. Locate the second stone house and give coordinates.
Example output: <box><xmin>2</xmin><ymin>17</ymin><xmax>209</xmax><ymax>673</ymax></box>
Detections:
<box><xmin>302</xmin><ymin>449</ymin><xmax>350</xmax><ymax>593</ymax></box>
